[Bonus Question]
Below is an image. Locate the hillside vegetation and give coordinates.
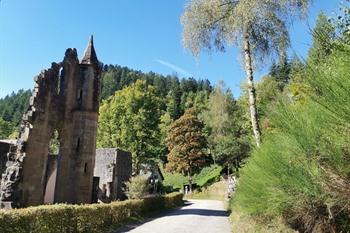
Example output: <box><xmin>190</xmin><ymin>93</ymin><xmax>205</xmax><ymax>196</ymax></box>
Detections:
<box><xmin>232</xmin><ymin>20</ymin><xmax>350</xmax><ymax>233</ymax></box>
<box><xmin>0</xmin><ymin>65</ymin><xmax>212</xmax><ymax>139</ymax></box>
<box><xmin>163</xmin><ymin>164</ymin><xmax>223</xmax><ymax>191</ymax></box>
<box><xmin>0</xmin><ymin>89</ymin><xmax>31</xmax><ymax>138</ymax></box>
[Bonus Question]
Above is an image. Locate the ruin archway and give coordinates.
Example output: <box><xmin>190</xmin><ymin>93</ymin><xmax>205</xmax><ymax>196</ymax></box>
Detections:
<box><xmin>0</xmin><ymin>36</ymin><xmax>101</xmax><ymax>208</ymax></box>
<box><xmin>44</xmin><ymin>130</ymin><xmax>60</xmax><ymax>204</ymax></box>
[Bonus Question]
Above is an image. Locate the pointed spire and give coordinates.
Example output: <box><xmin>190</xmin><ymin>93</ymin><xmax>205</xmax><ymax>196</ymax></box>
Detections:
<box><xmin>81</xmin><ymin>35</ymin><xmax>99</xmax><ymax>65</ymax></box>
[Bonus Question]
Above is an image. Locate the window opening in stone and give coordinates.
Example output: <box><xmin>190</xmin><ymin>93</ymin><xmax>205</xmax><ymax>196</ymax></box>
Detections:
<box><xmin>77</xmin><ymin>89</ymin><xmax>83</xmax><ymax>108</ymax></box>
<box><xmin>84</xmin><ymin>163</ymin><xmax>88</xmax><ymax>173</ymax></box>
<box><xmin>57</xmin><ymin>67</ymin><xmax>63</xmax><ymax>95</ymax></box>
<box><xmin>78</xmin><ymin>89</ymin><xmax>83</xmax><ymax>100</ymax></box>
<box><xmin>49</xmin><ymin>130</ymin><xmax>60</xmax><ymax>155</ymax></box>
<box><xmin>102</xmin><ymin>184</ymin><xmax>107</xmax><ymax>195</ymax></box>
<box><xmin>45</xmin><ymin>130</ymin><xmax>60</xmax><ymax>204</ymax></box>
<box><xmin>76</xmin><ymin>138</ymin><xmax>80</xmax><ymax>151</ymax></box>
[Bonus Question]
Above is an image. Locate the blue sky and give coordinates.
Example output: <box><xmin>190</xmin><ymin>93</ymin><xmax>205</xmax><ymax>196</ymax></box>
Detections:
<box><xmin>0</xmin><ymin>0</ymin><xmax>342</xmax><ymax>98</ymax></box>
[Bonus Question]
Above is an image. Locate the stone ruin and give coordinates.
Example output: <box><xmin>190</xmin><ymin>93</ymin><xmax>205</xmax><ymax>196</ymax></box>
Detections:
<box><xmin>0</xmin><ymin>36</ymin><xmax>102</xmax><ymax>208</ymax></box>
<box><xmin>0</xmin><ymin>140</ymin><xmax>16</xmax><ymax>178</ymax></box>
<box><xmin>93</xmin><ymin>148</ymin><xmax>132</xmax><ymax>202</ymax></box>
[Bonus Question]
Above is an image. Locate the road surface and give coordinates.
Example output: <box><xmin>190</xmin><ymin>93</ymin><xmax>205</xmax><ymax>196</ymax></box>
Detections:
<box><xmin>114</xmin><ymin>199</ymin><xmax>231</xmax><ymax>233</ymax></box>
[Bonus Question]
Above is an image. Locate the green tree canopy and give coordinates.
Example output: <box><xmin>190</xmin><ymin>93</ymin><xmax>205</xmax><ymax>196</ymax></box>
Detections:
<box><xmin>203</xmin><ymin>81</ymin><xmax>250</xmax><ymax>170</ymax></box>
<box><xmin>308</xmin><ymin>12</ymin><xmax>336</xmax><ymax>65</ymax></box>
<box><xmin>97</xmin><ymin>80</ymin><xmax>162</xmax><ymax>172</ymax></box>
<box><xmin>181</xmin><ymin>0</ymin><xmax>310</xmax><ymax>147</ymax></box>
<box><xmin>0</xmin><ymin>89</ymin><xmax>31</xmax><ymax>127</ymax></box>
<box><xmin>165</xmin><ymin>107</ymin><xmax>208</xmax><ymax>191</ymax></box>
<box><xmin>0</xmin><ymin>118</ymin><xmax>13</xmax><ymax>139</ymax></box>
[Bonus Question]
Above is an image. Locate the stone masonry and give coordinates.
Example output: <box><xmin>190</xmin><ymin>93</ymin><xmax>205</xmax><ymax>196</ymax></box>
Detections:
<box><xmin>0</xmin><ymin>140</ymin><xmax>16</xmax><ymax>184</ymax></box>
<box><xmin>0</xmin><ymin>36</ymin><xmax>102</xmax><ymax>208</ymax></box>
<box><xmin>94</xmin><ymin>148</ymin><xmax>132</xmax><ymax>202</ymax></box>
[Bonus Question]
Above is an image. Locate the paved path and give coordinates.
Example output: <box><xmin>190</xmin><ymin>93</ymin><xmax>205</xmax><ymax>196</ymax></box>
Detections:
<box><xmin>115</xmin><ymin>199</ymin><xmax>231</xmax><ymax>233</ymax></box>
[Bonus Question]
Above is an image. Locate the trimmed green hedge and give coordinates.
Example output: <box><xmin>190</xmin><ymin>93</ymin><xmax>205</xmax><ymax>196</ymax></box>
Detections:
<box><xmin>0</xmin><ymin>193</ymin><xmax>183</xmax><ymax>233</ymax></box>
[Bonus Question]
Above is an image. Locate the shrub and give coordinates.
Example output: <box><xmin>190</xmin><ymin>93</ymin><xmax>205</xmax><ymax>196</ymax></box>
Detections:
<box><xmin>163</xmin><ymin>165</ymin><xmax>223</xmax><ymax>191</ymax></box>
<box><xmin>0</xmin><ymin>193</ymin><xmax>183</xmax><ymax>233</ymax></box>
<box><xmin>163</xmin><ymin>171</ymin><xmax>187</xmax><ymax>191</ymax></box>
<box><xmin>193</xmin><ymin>165</ymin><xmax>222</xmax><ymax>187</ymax></box>
<box><xmin>125</xmin><ymin>175</ymin><xmax>150</xmax><ymax>199</ymax></box>
<box><xmin>232</xmin><ymin>46</ymin><xmax>350</xmax><ymax>232</ymax></box>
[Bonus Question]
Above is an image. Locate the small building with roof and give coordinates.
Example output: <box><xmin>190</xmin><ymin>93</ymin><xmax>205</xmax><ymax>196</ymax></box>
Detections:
<box><xmin>139</xmin><ymin>164</ymin><xmax>164</xmax><ymax>194</ymax></box>
<box><xmin>93</xmin><ymin>148</ymin><xmax>132</xmax><ymax>203</ymax></box>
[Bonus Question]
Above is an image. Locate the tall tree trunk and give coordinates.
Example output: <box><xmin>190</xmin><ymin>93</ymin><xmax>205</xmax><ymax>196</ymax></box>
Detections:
<box><xmin>235</xmin><ymin>158</ymin><xmax>239</xmax><ymax>172</ymax></box>
<box><xmin>243</xmin><ymin>34</ymin><xmax>262</xmax><ymax>147</ymax></box>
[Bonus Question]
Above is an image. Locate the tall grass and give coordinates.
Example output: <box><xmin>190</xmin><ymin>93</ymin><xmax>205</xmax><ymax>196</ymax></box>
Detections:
<box><xmin>232</xmin><ymin>46</ymin><xmax>350</xmax><ymax>232</ymax></box>
<box><xmin>185</xmin><ymin>181</ymin><xmax>227</xmax><ymax>201</ymax></box>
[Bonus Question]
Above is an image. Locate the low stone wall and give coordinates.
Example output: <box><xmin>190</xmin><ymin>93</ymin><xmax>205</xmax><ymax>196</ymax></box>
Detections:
<box><xmin>0</xmin><ymin>193</ymin><xmax>183</xmax><ymax>233</ymax></box>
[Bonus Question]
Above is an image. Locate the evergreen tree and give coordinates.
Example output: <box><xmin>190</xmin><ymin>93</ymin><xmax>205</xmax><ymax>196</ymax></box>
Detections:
<box><xmin>100</xmin><ymin>64</ymin><xmax>212</xmax><ymax>125</ymax></box>
<box><xmin>0</xmin><ymin>118</ymin><xmax>13</xmax><ymax>139</ymax></box>
<box><xmin>308</xmin><ymin>12</ymin><xmax>336</xmax><ymax>65</ymax></box>
<box><xmin>167</xmin><ymin>76</ymin><xmax>183</xmax><ymax>120</ymax></box>
<box><xmin>269</xmin><ymin>56</ymin><xmax>291</xmax><ymax>90</ymax></box>
<box><xmin>0</xmin><ymin>89</ymin><xmax>31</xmax><ymax>134</ymax></box>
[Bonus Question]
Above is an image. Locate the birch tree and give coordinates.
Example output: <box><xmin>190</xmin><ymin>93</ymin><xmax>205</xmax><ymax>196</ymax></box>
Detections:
<box><xmin>181</xmin><ymin>0</ymin><xmax>309</xmax><ymax>146</ymax></box>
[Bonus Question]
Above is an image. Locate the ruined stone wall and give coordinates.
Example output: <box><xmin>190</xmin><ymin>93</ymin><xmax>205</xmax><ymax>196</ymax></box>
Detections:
<box><xmin>0</xmin><ymin>62</ymin><xmax>62</xmax><ymax>208</ymax></box>
<box><xmin>94</xmin><ymin>148</ymin><xmax>132</xmax><ymax>202</ymax></box>
<box><xmin>115</xmin><ymin>149</ymin><xmax>132</xmax><ymax>200</ymax></box>
<box><xmin>53</xmin><ymin>49</ymin><xmax>100</xmax><ymax>204</ymax></box>
<box><xmin>0</xmin><ymin>142</ymin><xmax>12</xmax><ymax>184</ymax></box>
<box><xmin>0</xmin><ymin>38</ymin><xmax>101</xmax><ymax>208</ymax></box>
<box><xmin>94</xmin><ymin>148</ymin><xmax>117</xmax><ymax>202</ymax></box>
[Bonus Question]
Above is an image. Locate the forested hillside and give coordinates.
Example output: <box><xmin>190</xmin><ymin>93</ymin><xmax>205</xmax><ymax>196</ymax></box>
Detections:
<box><xmin>100</xmin><ymin>64</ymin><xmax>212</xmax><ymax>119</ymax></box>
<box><xmin>97</xmin><ymin>64</ymin><xmax>251</xmax><ymax>175</ymax></box>
<box><xmin>0</xmin><ymin>89</ymin><xmax>31</xmax><ymax>138</ymax></box>
<box><xmin>0</xmin><ymin>65</ymin><xmax>212</xmax><ymax>138</ymax></box>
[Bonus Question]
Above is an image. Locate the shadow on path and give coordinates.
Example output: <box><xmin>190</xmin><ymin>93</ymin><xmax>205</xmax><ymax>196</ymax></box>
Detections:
<box><xmin>165</xmin><ymin>208</ymin><xmax>228</xmax><ymax>217</ymax></box>
<box><xmin>113</xmin><ymin>200</ymin><xmax>228</xmax><ymax>233</ymax></box>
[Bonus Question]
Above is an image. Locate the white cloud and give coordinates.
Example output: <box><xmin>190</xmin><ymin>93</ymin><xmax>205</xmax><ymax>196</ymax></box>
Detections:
<box><xmin>156</xmin><ymin>59</ymin><xmax>193</xmax><ymax>77</ymax></box>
